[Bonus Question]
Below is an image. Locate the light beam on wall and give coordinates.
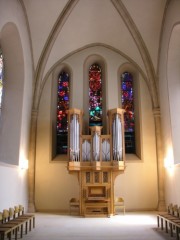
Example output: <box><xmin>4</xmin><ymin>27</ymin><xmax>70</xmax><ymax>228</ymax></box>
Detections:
<box><xmin>19</xmin><ymin>158</ymin><xmax>28</xmax><ymax>170</ymax></box>
<box><xmin>19</xmin><ymin>150</ymin><xmax>29</xmax><ymax>169</ymax></box>
<box><xmin>164</xmin><ymin>147</ymin><xmax>174</xmax><ymax>173</ymax></box>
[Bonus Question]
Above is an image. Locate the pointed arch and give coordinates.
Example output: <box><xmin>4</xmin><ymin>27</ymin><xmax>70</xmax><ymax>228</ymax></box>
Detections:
<box><xmin>33</xmin><ymin>0</ymin><xmax>79</xmax><ymax>111</ymax></box>
<box><xmin>89</xmin><ymin>63</ymin><xmax>103</xmax><ymax>127</ymax></box>
<box><xmin>56</xmin><ymin>70</ymin><xmax>70</xmax><ymax>154</ymax></box>
<box><xmin>50</xmin><ymin>63</ymin><xmax>72</xmax><ymax>160</ymax></box>
<box><xmin>118</xmin><ymin>63</ymin><xmax>141</xmax><ymax>158</ymax></box>
<box><xmin>111</xmin><ymin>0</ymin><xmax>159</xmax><ymax>108</ymax></box>
<box><xmin>0</xmin><ymin>22</ymin><xmax>25</xmax><ymax>165</ymax></box>
<box><xmin>83</xmin><ymin>54</ymin><xmax>107</xmax><ymax>134</ymax></box>
<box><xmin>167</xmin><ymin>23</ymin><xmax>180</xmax><ymax>165</ymax></box>
<box><xmin>121</xmin><ymin>71</ymin><xmax>135</xmax><ymax>153</ymax></box>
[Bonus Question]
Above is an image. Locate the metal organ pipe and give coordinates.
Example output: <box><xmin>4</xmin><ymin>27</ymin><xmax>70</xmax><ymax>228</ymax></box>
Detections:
<box><xmin>70</xmin><ymin>114</ymin><xmax>80</xmax><ymax>161</ymax></box>
<box><xmin>113</xmin><ymin>114</ymin><xmax>122</xmax><ymax>161</ymax></box>
<box><xmin>93</xmin><ymin>132</ymin><xmax>100</xmax><ymax>161</ymax></box>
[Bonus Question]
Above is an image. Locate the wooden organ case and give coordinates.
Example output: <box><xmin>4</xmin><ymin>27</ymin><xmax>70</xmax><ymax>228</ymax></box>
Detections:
<box><xmin>67</xmin><ymin>108</ymin><xmax>126</xmax><ymax>217</ymax></box>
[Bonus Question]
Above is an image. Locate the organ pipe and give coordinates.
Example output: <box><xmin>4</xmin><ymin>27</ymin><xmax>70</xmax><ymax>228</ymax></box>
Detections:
<box><xmin>70</xmin><ymin>114</ymin><xmax>80</xmax><ymax>161</ymax></box>
<box><xmin>112</xmin><ymin>114</ymin><xmax>122</xmax><ymax>161</ymax></box>
<box><xmin>93</xmin><ymin>132</ymin><xmax>100</xmax><ymax>161</ymax></box>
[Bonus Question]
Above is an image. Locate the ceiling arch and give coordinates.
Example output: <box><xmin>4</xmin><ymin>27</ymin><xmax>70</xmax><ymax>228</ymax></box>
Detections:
<box><xmin>38</xmin><ymin>43</ymin><xmax>149</xmax><ymax>111</ymax></box>
<box><xmin>33</xmin><ymin>0</ymin><xmax>79</xmax><ymax>110</ymax></box>
<box><xmin>111</xmin><ymin>0</ymin><xmax>159</xmax><ymax>108</ymax></box>
<box><xmin>26</xmin><ymin>0</ymin><xmax>166</xmax><ymax>111</ymax></box>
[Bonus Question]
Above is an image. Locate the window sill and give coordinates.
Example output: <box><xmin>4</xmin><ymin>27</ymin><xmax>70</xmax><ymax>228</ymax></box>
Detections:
<box><xmin>51</xmin><ymin>154</ymin><xmax>68</xmax><ymax>162</ymax></box>
<box><xmin>125</xmin><ymin>154</ymin><xmax>141</xmax><ymax>161</ymax></box>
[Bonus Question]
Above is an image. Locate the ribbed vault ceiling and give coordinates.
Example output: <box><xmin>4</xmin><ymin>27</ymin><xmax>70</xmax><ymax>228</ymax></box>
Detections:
<box><xmin>21</xmin><ymin>0</ymin><xmax>167</xmax><ymax>108</ymax></box>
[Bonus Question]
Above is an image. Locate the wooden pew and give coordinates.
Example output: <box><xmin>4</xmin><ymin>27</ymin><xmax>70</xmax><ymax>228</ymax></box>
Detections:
<box><xmin>0</xmin><ymin>205</ymin><xmax>35</xmax><ymax>240</ymax></box>
<box><xmin>0</xmin><ymin>211</ymin><xmax>21</xmax><ymax>240</ymax></box>
<box><xmin>13</xmin><ymin>205</ymin><xmax>35</xmax><ymax>231</ymax></box>
<box><xmin>157</xmin><ymin>204</ymin><xmax>180</xmax><ymax>239</ymax></box>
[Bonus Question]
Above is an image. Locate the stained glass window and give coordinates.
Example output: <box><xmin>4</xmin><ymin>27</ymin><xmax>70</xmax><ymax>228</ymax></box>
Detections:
<box><xmin>0</xmin><ymin>50</ymin><xmax>4</xmax><ymax>110</ymax></box>
<box><xmin>89</xmin><ymin>63</ymin><xmax>102</xmax><ymax>126</ymax></box>
<box><xmin>121</xmin><ymin>72</ymin><xmax>135</xmax><ymax>153</ymax></box>
<box><xmin>56</xmin><ymin>71</ymin><xmax>70</xmax><ymax>154</ymax></box>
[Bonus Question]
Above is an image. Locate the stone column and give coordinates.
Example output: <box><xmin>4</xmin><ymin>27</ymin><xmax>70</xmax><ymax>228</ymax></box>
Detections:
<box><xmin>28</xmin><ymin>109</ymin><xmax>38</xmax><ymax>213</ymax></box>
<box><xmin>153</xmin><ymin>108</ymin><xmax>166</xmax><ymax>211</ymax></box>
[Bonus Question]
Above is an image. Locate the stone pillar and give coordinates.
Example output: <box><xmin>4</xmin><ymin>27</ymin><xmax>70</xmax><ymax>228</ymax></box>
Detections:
<box><xmin>28</xmin><ymin>110</ymin><xmax>38</xmax><ymax>213</ymax></box>
<box><xmin>153</xmin><ymin>108</ymin><xmax>166</xmax><ymax>211</ymax></box>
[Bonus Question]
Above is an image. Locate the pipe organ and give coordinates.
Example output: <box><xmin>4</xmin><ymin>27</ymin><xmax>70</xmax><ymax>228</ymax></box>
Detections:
<box><xmin>67</xmin><ymin>108</ymin><xmax>126</xmax><ymax>217</ymax></box>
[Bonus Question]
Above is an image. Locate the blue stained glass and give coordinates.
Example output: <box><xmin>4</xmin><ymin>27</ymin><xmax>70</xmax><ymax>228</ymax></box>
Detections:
<box><xmin>89</xmin><ymin>63</ymin><xmax>102</xmax><ymax>126</ymax></box>
<box><xmin>56</xmin><ymin>71</ymin><xmax>70</xmax><ymax>154</ymax></box>
<box><xmin>64</xmin><ymin>96</ymin><xmax>69</xmax><ymax>101</ymax></box>
<box><xmin>121</xmin><ymin>72</ymin><xmax>135</xmax><ymax>153</ymax></box>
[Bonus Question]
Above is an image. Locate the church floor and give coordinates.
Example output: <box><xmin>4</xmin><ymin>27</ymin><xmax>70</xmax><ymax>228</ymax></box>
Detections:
<box><xmin>22</xmin><ymin>212</ymin><xmax>175</xmax><ymax>240</ymax></box>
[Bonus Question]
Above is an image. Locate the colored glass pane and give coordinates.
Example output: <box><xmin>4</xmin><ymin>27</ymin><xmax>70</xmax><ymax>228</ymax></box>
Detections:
<box><xmin>89</xmin><ymin>63</ymin><xmax>102</xmax><ymax>126</ymax></box>
<box><xmin>121</xmin><ymin>72</ymin><xmax>135</xmax><ymax>153</ymax></box>
<box><xmin>56</xmin><ymin>71</ymin><xmax>70</xmax><ymax>154</ymax></box>
<box><xmin>0</xmin><ymin>51</ymin><xmax>3</xmax><ymax>109</ymax></box>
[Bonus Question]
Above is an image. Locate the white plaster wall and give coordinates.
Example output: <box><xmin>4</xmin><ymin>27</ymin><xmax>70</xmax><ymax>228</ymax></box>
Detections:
<box><xmin>0</xmin><ymin>163</ymin><xmax>28</xmax><ymax>211</ymax></box>
<box><xmin>43</xmin><ymin>0</ymin><xmax>145</xmax><ymax>79</ymax></box>
<box><xmin>158</xmin><ymin>0</ymin><xmax>180</xmax><ymax>206</ymax></box>
<box><xmin>0</xmin><ymin>0</ymin><xmax>33</xmax><ymax>210</ymax></box>
<box><xmin>115</xmin><ymin>75</ymin><xmax>158</xmax><ymax>210</ymax></box>
<box><xmin>36</xmin><ymin>74</ymin><xmax>79</xmax><ymax>211</ymax></box>
<box><xmin>122</xmin><ymin>0</ymin><xmax>166</xmax><ymax>72</ymax></box>
<box><xmin>165</xmin><ymin>165</ymin><xmax>180</xmax><ymax>205</ymax></box>
<box><xmin>0</xmin><ymin>0</ymin><xmax>33</xmax><ymax>166</ymax></box>
<box><xmin>36</xmin><ymin>46</ymin><xmax>157</xmax><ymax>211</ymax></box>
<box><xmin>167</xmin><ymin>25</ymin><xmax>180</xmax><ymax>165</ymax></box>
<box><xmin>0</xmin><ymin>0</ymin><xmax>177</xmax><ymax>213</ymax></box>
<box><xmin>0</xmin><ymin>23</ymin><xmax>24</xmax><ymax>165</ymax></box>
<box><xmin>23</xmin><ymin>0</ymin><xmax>68</xmax><ymax>67</ymax></box>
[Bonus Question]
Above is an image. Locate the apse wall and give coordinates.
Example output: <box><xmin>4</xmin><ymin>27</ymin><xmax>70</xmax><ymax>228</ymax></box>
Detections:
<box><xmin>0</xmin><ymin>0</ymin><xmax>33</xmax><ymax>211</ymax></box>
<box><xmin>158</xmin><ymin>0</ymin><xmax>180</xmax><ymax>206</ymax></box>
<box><xmin>0</xmin><ymin>163</ymin><xmax>28</xmax><ymax>211</ymax></box>
<box><xmin>36</xmin><ymin>46</ymin><xmax>158</xmax><ymax>211</ymax></box>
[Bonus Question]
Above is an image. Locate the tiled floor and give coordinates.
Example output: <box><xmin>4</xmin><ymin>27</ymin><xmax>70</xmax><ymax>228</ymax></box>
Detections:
<box><xmin>22</xmin><ymin>212</ymin><xmax>176</xmax><ymax>240</ymax></box>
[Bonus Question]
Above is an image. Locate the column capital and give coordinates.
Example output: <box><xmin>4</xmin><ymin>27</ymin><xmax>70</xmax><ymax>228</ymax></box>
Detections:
<box><xmin>31</xmin><ymin>109</ymin><xmax>38</xmax><ymax>119</ymax></box>
<box><xmin>153</xmin><ymin>107</ymin><xmax>161</xmax><ymax>117</ymax></box>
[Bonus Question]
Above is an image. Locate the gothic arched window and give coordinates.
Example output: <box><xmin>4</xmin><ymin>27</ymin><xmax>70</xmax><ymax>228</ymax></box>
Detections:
<box><xmin>56</xmin><ymin>71</ymin><xmax>70</xmax><ymax>154</ymax></box>
<box><xmin>0</xmin><ymin>49</ymin><xmax>4</xmax><ymax>110</ymax></box>
<box><xmin>121</xmin><ymin>72</ymin><xmax>135</xmax><ymax>153</ymax></box>
<box><xmin>89</xmin><ymin>63</ymin><xmax>102</xmax><ymax>126</ymax></box>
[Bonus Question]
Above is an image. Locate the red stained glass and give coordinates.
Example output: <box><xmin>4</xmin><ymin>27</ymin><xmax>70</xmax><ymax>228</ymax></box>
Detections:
<box><xmin>121</xmin><ymin>72</ymin><xmax>135</xmax><ymax>153</ymax></box>
<box><xmin>56</xmin><ymin>71</ymin><xmax>70</xmax><ymax>154</ymax></box>
<box><xmin>89</xmin><ymin>64</ymin><xmax>102</xmax><ymax>126</ymax></box>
